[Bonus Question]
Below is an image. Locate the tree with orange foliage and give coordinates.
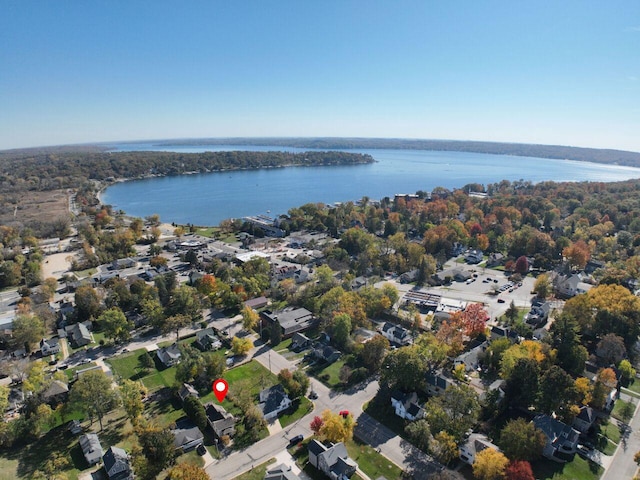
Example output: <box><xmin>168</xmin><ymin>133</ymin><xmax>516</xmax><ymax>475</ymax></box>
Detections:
<box><xmin>436</xmin><ymin>312</ymin><xmax>464</xmax><ymax>356</ymax></box>
<box><xmin>462</xmin><ymin>303</ymin><xmax>488</xmax><ymax>339</ymax></box>
<box><xmin>562</xmin><ymin>239</ymin><xmax>590</xmax><ymax>270</ymax></box>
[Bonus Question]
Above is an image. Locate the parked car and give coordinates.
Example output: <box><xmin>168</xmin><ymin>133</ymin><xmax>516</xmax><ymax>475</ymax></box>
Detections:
<box><xmin>196</xmin><ymin>444</ymin><xmax>207</xmax><ymax>456</ymax></box>
<box><xmin>289</xmin><ymin>434</ymin><xmax>304</xmax><ymax>446</ymax></box>
<box><xmin>309</xmin><ymin>390</ymin><xmax>318</xmax><ymax>399</ymax></box>
<box><xmin>497</xmin><ymin>299</ymin><xmax>505</xmax><ymax>303</ymax></box>
<box><xmin>339</xmin><ymin>410</ymin><xmax>350</xmax><ymax>418</ymax></box>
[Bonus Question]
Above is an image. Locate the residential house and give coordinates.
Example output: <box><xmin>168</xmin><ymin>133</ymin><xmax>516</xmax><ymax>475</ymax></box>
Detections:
<box><xmin>308</xmin><ymin>440</ymin><xmax>358</xmax><ymax>480</ymax></box>
<box><xmin>525</xmin><ymin>301</ymin><xmax>551</xmax><ymax>327</ymax></box>
<box><xmin>379</xmin><ymin>322</ymin><xmax>412</xmax><ymax>346</ymax></box>
<box><xmin>244</xmin><ymin>296</ymin><xmax>269</xmax><ymax>310</ymax></box>
<box><xmin>399</xmin><ymin>269</ymin><xmax>419</xmax><ymax>284</ymax></box>
<box><xmin>464</xmin><ymin>249</ymin><xmax>484</xmax><ymax>264</ymax></box>
<box><xmin>585</xmin><ymin>260</ymin><xmax>606</xmax><ymax>275</ymax></box>
<box><xmin>432</xmin><ymin>268</ymin><xmax>471</xmax><ymax>285</ymax></box>
<box><xmin>156</xmin><ymin>343</ymin><xmax>181</xmax><ymax>368</ymax></box>
<box><xmin>177</xmin><ymin>383</ymin><xmax>198</xmax><ymax>403</ymax></box>
<box><xmin>459</xmin><ymin>434</ymin><xmax>500</xmax><ymax>465</ymax></box>
<box><xmin>258</xmin><ymin>384</ymin><xmax>292</xmax><ymax>421</ymax></box>
<box><xmin>103</xmin><ymin>446</ymin><xmax>134</xmax><ymax>480</ymax></box>
<box><xmin>62</xmin><ymin>322</ymin><xmax>92</xmax><ymax>348</ymax></box>
<box><xmin>486</xmin><ymin>253</ymin><xmax>504</xmax><ymax>268</ymax></box>
<box><xmin>40</xmin><ymin>337</ymin><xmax>61</xmax><ymax>355</ymax></box>
<box><xmin>454</xmin><ymin>343</ymin><xmax>487</xmax><ymax>373</ymax></box>
<box><xmin>390</xmin><ymin>390</ymin><xmax>424</xmax><ymax>421</ymax></box>
<box><xmin>489</xmin><ymin>326</ymin><xmax>518</xmax><ymax>342</ymax></box>
<box><xmin>205</xmin><ymin>403</ymin><xmax>236</xmax><ymax>439</ymax></box>
<box><xmin>572</xmin><ymin>406</ymin><xmax>596</xmax><ymax>434</ymax></box>
<box><xmin>261</xmin><ymin>308</ymin><xmax>317</xmax><ymax>338</ymax></box>
<box><xmin>554</xmin><ymin>273</ymin><xmax>590</xmax><ymax>298</ymax></box>
<box><xmin>350</xmin><ymin>276</ymin><xmax>368</xmax><ymax>290</ymax></box>
<box><xmin>68</xmin><ymin>419</ymin><xmax>82</xmax><ymax>435</ymax></box>
<box><xmin>79</xmin><ymin>433</ymin><xmax>103</xmax><ymax>466</ymax></box>
<box><xmin>43</xmin><ymin>380</ymin><xmax>69</xmax><ymax>405</ymax></box>
<box><xmin>172</xmin><ymin>424</ymin><xmax>204</xmax><ymax>451</ymax></box>
<box><xmin>291</xmin><ymin>332</ymin><xmax>311</xmax><ymax>352</ymax></box>
<box><xmin>194</xmin><ymin>328</ymin><xmax>221</xmax><ymax>351</ymax></box>
<box><xmin>111</xmin><ymin>258</ymin><xmax>137</xmax><ymax>270</ymax></box>
<box><xmin>312</xmin><ymin>344</ymin><xmax>341</xmax><ymax>364</ymax></box>
<box><xmin>273</xmin><ymin>265</ymin><xmax>298</xmax><ymax>281</ymax></box>
<box><xmin>265</xmin><ymin>463</ymin><xmax>300</xmax><ymax>480</ymax></box>
<box><xmin>533</xmin><ymin>414</ymin><xmax>580</xmax><ymax>462</ymax></box>
<box><xmin>425</xmin><ymin>371</ymin><xmax>455</xmax><ymax>396</ymax></box>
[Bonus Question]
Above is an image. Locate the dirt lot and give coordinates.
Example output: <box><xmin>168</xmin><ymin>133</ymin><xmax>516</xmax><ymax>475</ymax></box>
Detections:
<box><xmin>0</xmin><ymin>189</ymin><xmax>70</xmax><ymax>227</ymax></box>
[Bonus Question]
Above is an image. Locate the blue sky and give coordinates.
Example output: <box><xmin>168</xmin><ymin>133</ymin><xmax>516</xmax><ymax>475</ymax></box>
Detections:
<box><xmin>1</xmin><ymin>1</ymin><xmax>639</xmax><ymax>151</ymax></box>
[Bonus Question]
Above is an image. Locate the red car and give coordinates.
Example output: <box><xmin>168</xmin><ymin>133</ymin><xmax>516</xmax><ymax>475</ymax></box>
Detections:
<box><xmin>339</xmin><ymin>410</ymin><xmax>350</xmax><ymax>418</ymax></box>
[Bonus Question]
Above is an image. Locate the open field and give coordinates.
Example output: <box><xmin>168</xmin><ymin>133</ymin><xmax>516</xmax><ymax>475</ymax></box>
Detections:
<box><xmin>0</xmin><ymin>189</ymin><xmax>69</xmax><ymax>227</ymax></box>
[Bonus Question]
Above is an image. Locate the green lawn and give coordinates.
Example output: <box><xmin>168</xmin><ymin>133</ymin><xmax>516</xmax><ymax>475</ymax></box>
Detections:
<box><xmin>0</xmin><ymin>423</ymin><xmax>86</xmax><ymax>480</ymax></box>
<box><xmin>280</xmin><ymin>397</ymin><xmax>314</xmax><ymax>428</ymax></box>
<box><xmin>64</xmin><ymin>362</ymin><xmax>99</xmax><ymax>381</ymax></box>
<box><xmin>273</xmin><ymin>338</ymin><xmax>292</xmax><ymax>352</ymax></box>
<box><xmin>194</xmin><ymin>227</ymin><xmax>220</xmax><ymax>238</ymax></box>
<box><xmin>106</xmin><ymin>348</ymin><xmax>178</xmax><ymax>391</ymax></box>
<box><xmin>611</xmin><ymin>398</ymin><xmax>636</xmax><ymax>422</ymax></box>
<box><xmin>315</xmin><ymin>359</ymin><xmax>347</xmax><ymax>388</ymax></box>
<box><xmin>599</xmin><ymin>420</ymin><xmax>622</xmax><ymax>444</ymax></box>
<box><xmin>345</xmin><ymin>439</ymin><xmax>404</xmax><ymax>480</ymax></box>
<box><xmin>622</xmin><ymin>378</ymin><xmax>640</xmax><ymax>396</ymax></box>
<box><xmin>532</xmin><ymin>456</ymin><xmax>603</xmax><ymax>480</ymax></box>
<box><xmin>106</xmin><ymin>349</ymin><xmax>147</xmax><ymax>379</ymax></box>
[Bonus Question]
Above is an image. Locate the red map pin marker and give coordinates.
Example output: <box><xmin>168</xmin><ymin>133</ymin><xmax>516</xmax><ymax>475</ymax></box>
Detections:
<box><xmin>213</xmin><ymin>379</ymin><xmax>229</xmax><ymax>403</ymax></box>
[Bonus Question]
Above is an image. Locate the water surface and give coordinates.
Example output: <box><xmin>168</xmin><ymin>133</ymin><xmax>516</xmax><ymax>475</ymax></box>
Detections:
<box><xmin>101</xmin><ymin>144</ymin><xmax>640</xmax><ymax>225</ymax></box>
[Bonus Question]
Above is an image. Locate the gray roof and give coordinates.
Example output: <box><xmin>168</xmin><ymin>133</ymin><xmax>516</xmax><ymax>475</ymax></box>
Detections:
<box><xmin>205</xmin><ymin>403</ymin><xmax>236</xmax><ymax>437</ymax></box>
<box><xmin>43</xmin><ymin>380</ymin><xmax>69</xmax><ymax>399</ymax></box>
<box><xmin>265</xmin><ymin>464</ymin><xmax>301</xmax><ymax>480</ymax></box>
<box><xmin>262</xmin><ymin>308</ymin><xmax>316</xmax><ymax>335</ymax></box>
<box><xmin>308</xmin><ymin>438</ymin><xmax>327</xmax><ymax>456</ymax></box>
<box><xmin>172</xmin><ymin>426</ymin><xmax>204</xmax><ymax>448</ymax></box>
<box><xmin>258</xmin><ymin>384</ymin><xmax>290</xmax><ymax>416</ymax></box>
<box><xmin>79</xmin><ymin>433</ymin><xmax>103</xmax><ymax>465</ymax></box>
<box><xmin>103</xmin><ymin>446</ymin><xmax>131</xmax><ymax>478</ymax></box>
<box><xmin>157</xmin><ymin>343</ymin><xmax>181</xmax><ymax>365</ymax></box>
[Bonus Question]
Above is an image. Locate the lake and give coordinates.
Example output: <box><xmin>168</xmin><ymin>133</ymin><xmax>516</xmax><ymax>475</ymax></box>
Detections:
<box><xmin>101</xmin><ymin>143</ymin><xmax>640</xmax><ymax>226</ymax></box>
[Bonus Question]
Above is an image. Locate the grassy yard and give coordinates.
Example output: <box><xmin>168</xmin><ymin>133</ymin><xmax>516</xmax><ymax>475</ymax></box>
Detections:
<box><xmin>314</xmin><ymin>359</ymin><xmax>347</xmax><ymax>388</ymax></box>
<box><xmin>345</xmin><ymin>439</ymin><xmax>404</xmax><ymax>480</ymax></box>
<box><xmin>280</xmin><ymin>397</ymin><xmax>314</xmax><ymax>428</ymax></box>
<box><xmin>0</xmin><ymin>423</ymin><xmax>87</xmax><ymax>479</ymax></box>
<box><xmin>273</xmin><ymin>338</ymin><xmax>292</xmax><ymax>352</ymax></box>
<box><xmin>106</xmin><ymin>348</ymin><xmax>178</xmax><ymax>391</ymax></box>
<box><xmin>622</xmin><ymin>378</ymin><xmax>640</xmax><ymax>397</ymax></box>
<box><xmin>64</xmin><ymin>362</ymin><xmax>98</xmax><ymax>381</ymax></box>
<box><xmin>611</xmin><ymin>398</ymin><xmax>636</xmax><ymax>422</ymax></box>
<box><xmin>532</xmin><ymin>456</ymin><xmax>603</xmax><ymax>480</ymax></box>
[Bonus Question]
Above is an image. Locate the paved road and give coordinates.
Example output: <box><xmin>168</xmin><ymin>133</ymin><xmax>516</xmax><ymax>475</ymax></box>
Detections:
<box><xmin>601</xmin><ymin>392</ymin><xmax>640</xmax><ymax>480</ymax></box>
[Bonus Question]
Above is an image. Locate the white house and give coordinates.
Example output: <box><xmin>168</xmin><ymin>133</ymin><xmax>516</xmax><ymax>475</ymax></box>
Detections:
<box><xmin>459</xmin><ymin>433</ymin><xmax>500</xmax><ymax>465</ymax></box>
<box><xmin>258</xmin><ymin>384</ymin><xmax>292</xmax><ymax>421</ymax></box>
<box><xmin>380</xmin><ymin>322</ymin><xmax>413</xmax><ymax>346</ymax></box>
<box><xmin>390</xmin><ymin>390</ymin><xmax>424</xmax><ymax>421</ymax></box>
<box><xmin>308</xmin><ymin>440</ymin><xmax>357</xmax><ymax>480</ymax></box>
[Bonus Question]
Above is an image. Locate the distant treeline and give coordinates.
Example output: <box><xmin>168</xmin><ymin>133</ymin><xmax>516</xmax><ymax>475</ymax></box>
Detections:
<box><xmin>153</xmin><ymin>137</ymin><xmax>640</xmax><ymax>167</ymax></box>
<box><xmin>0</xmin><ymin>150</ymin><xmax>374</xmax><ymax>192</ymax></box>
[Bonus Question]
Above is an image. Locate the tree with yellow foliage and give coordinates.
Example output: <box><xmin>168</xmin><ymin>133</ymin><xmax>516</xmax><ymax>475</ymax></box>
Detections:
<box><xmin>473</xmin><ymin>448</ymin><xmax>509</xmax><ymax>480</ymax></box>
<box><xmin>318</xmin><ymin>409</ymin><xmax>355</xmax><ymax>443</ymax></box>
